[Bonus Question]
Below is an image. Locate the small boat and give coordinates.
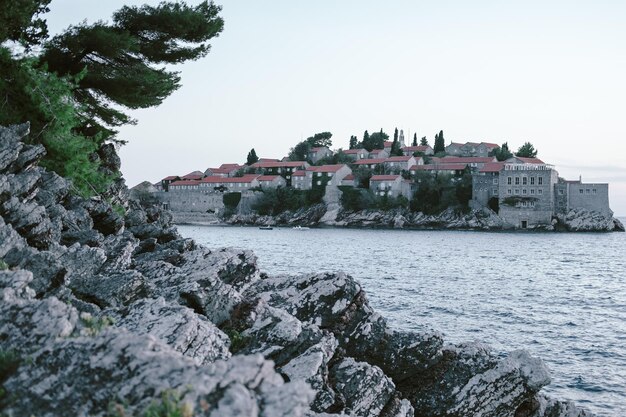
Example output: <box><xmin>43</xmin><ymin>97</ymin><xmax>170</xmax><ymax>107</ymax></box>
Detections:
<box><xmin>259</xmin><ymin>226</ymin><xmax>273</xmax><ymax>230</ymax></box>
<box><xmin>292</xmin><ymin>225</ymin><xmax>310</xmax><ymax>230</ymax></box>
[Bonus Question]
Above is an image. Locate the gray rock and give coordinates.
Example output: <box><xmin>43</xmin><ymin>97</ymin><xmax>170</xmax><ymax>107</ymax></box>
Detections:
<box><xmin>113</xmin><ymin>297</ymin><xmax>231</xmax><ymax>364</ymax></box>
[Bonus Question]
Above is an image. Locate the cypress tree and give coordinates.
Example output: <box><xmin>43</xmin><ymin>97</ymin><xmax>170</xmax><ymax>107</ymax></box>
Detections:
<box><xmin>434</xmin><ymin>130</ymin><xmax>445</xmax><ymax>154</ymax></box>
<box><xmin>246</xmin><ymin>148</ymin><xmax>259</xmax><ymax>165</ymax></box>
<box><xmin>412</xmin><ymin>133</ymin><xmax>417</xmax><ymax>146</ymax></box>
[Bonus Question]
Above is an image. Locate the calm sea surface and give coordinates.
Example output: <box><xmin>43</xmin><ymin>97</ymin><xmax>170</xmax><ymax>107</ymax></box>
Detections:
<box><xmin>178</xmin><ymin>223</ymin><xmax>626</xmax><ymax>416</ymax></box>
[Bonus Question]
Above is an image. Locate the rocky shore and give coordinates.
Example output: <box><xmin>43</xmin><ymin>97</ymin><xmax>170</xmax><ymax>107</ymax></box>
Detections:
<box><xmin>225</xmin><ymin>204</ymin><xmax>624</xmax><ymax>232</ymax></box>
<box><xmin>0</xmin><ymin>123</ymin><xmax>596</xmax><ymax>416</ymax></box>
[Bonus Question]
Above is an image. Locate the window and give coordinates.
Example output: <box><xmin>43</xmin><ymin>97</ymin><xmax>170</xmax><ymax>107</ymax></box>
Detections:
<box><xmin>328</xmin><ymin>173</ymin><xmax>333</xmax><ymax>177</ymax></box>
<box><xmin>522</xmin><ymin>201</ymin><xmax>527</xmax><ymax>207</ymax></box>
<box><xmin>515</xmin><ymin>177</ymin><xmax>520</xmax><ymax>185</ymax></box>
<box><xmin>507</xmin><ymin>177</ymin><xmax>512</xmax><ymax>185</ymax></box>
<box><xmin>593</xmin><ymin>189</ymin><xmax>597</xmax><ymax>194</ymax></box>
<box><xmin>530</xmin><ymin>189</ymin><xmax>535</xmax><ymax>195</ymax></box>
<box><xmin>317</xmin><ymin>180</ymin><xmax>321</xmax><ymax>185</ymax></box>
<box><xmin>579</xmin><ymin>189</ymin><xmax>584</xmax><ymax>194</ymax></box>
<box><xmin>507</xmin><ymin>189</ymin><xmax>512</xmax><ymax>195</ymax></box>
<box><xmin>317</xmin><ymin>172</ymin><xmax>322</xmax><ymax>177</ymax></box>
<box><xmin>586</xmin><ymin>189</ymin><xmax>591</xmax><ymax>194</ymax></box>
<box><xmin>558</xmin><ymin>189</ymin><xmax>564</xmax><ymax>195</ymax></box>
<box><xmin>494</xmin><ymin>188</ymin><xmax>498</xmax><ymax>195</ymax></box>
<box><xmin>538</xmin><ymin>189</ymin><xmax>543</xmax><ymax>195</ymax></box>
<box><xmin>538</xmin><ymin>177</ymin><xmax>543</xmax><ymax>185</ymax></box>
<box><xmin>530</xmin><ymin>177</ymin><xmax>535</xmax><ymax>185</ymax></box>
<box><xmin>522</xmin><ymin>177</ymin><xmax>528</xmax><ymax>185</ymax></box>
<box><xmin>515</xmin><ymin>189</ymin><xmax>520</xmax><ymax>195</ymax></box>
<box><xmin>493</xmin><ymin>178</ymin><xmax>499</xmax><ymax>185</ymax></box>
<box><xmin>522</xmin><ymin>189</ymin><xmax>527</xmax><ymax>195</ymax></box>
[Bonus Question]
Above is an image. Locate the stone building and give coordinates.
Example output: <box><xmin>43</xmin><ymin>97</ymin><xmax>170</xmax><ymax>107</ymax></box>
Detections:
<box><xmin>257</xmin><ymin>175</ymin><xmax>287</xmax><ymax>189</ymax></box>
<box><xmin>383</xmin><ymin>156</ymin><xmax>419</xmax><ymax>172</ymax></box>
<box><xmin>250</xmin><ymin>161</ymin><xmax>310</xmax><ymax>187</ymax></box>
<box><xmin>554</xmin><ymin>179</ymin><xmax>611</xmax><ymax>217</ymax></box>
<box><xmin>292</xmin><ymin>164</ymin><xmax>352</xmax><ymax>191</ymax></box>
<box><xmin>497</xmin><ymin>158</ymin><xmax>558</xmax><ymax>229</ymax></box>
<box><xmin>341</xmin><ymin>148</ymin><xmax>369</xmax><ymax>161</ymax></box>
<box><xmin>369</xmin><ymin>175</ymin><xmax>412</xmax><ymax>199</ymax></box>
<box><xmin>308</xmin><ymin>147</ymin><xmax>333</xmax><ymax>163</ymax></box>
<box><xmin>471</xmin><ymin>162</ymin><xmax>505</xmax><ymax>207</ymax></box>
<box><xmin>445</xmin><ymin>142</ymin><xmax>500</xmax><ymax>157</ymax></box>
<box><xmin>401</xmin><ymin>145</ymin><xmax>434</xmax><ymax>156</ymax></box>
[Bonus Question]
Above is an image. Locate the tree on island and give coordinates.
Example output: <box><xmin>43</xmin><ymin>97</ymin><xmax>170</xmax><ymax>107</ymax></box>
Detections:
<box><xmin>420</xmin><ymin>136</ymin><xmax>429</xmax><ymax>146</ymax></box>
<box><xmin>390</xmin><ymin>128</ymin><xmax>403</xmax><ymax>156</ymax></box>
<box><xmin>363</xmin><ymin>129</ymin><xmax>388</xmax><ymax>152</ymax></box>
<box><xmin>434</xmin><ymin>130</ymin><xmax>445</xmax><ymax>154</ymax></box>
<box><xmin>246</xmin><ymin>148</ymin><xmax>259</xmax><ymax>165</ymax></box>
<box><xmin>516</xmin><ymin>142</ymin><xmax>538</xmax><ymax>158</ymax></box>
<box><xmin>306</xmin><ymin>131</ymin><xmax>332</xmax><ymax>148</ymax></box>
<box><xmin>412</xmin><ymin>133</ymin><xmax>418</xmax><ymax>147</ymax></box>
<box><xmin>493</xmin><ymin>142</ymin><xmax>513</xmax><ymax>161</ymax></box>
<box><xmin>349</xmin><ymin>135</ymin><xmax>358</xmax><ymax>149</ymax></box>
<box><xmin>288</xmin><ymin>141</ymin><xmax>311</xmax><ymax>161</ymax></box>
<box><xmin>0</xmin><ymin>0</ymin><xmax>224</xmax><ymax>197</ymax></box>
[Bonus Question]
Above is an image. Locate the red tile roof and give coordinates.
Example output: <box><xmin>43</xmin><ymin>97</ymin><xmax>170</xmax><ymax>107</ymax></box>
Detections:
<box><xmin>481</xmin><ymin>142</ymin><xmax>500</xmax><ymax>148</ymax></box>
<box><xmin>219</xmin><ymin>163</ymin><xmax>243</xmax><ymax>170</ymax></box>
<box><xmin>251</xmin><ymin>161</ymin><xmax>308</xmax><ymax>168</ymax></box>
<box><xmin>310</xmin><ymin>147</ymin><xmax>329</xmax><ymax>152</ymax></box>
<box><xmin>440</xmin><ymin>157</ymin><xmax>495</xmax><ymax>163</ymax></box>
<box><xmin>385</xmin><ymin>156</ymin><xmax>412</xmax><ymax>162</ymax></box>
<box><xmin>308</xmin><ymin>164</ymin><xmax>347</xmax><ymax>173</ymax></box>
<box><xmin>292</xmin><ymin>170</ymin><xmax>306</xmax><ymax>177</ymax></box>
<box><xmin>514</xmin><ymin>157</ymin><xmax>545</xmax><ymax>164</ymax></box>
<box><xmin>258</xmin><ymin>158</ymin><xmax>280</xmax><ymax>163</ymax></box>
<box><xmin>383</xmin><ymin>141</ymin><xmax>393</xmax><ymax>148</ymax></box>
<box><xmin>402</xmin><ymin>146</ymin><xmax>431</xmax><ymax>152</ymax></box>
<box><xmin>411</xmin><ymin>163</ymin><xmax>469</xmax><ymax>171</ymax></box>
<box><xmin>371</xmin><ymin>175</ymin><xmax>401</xmax><ymax>181</ymax></box>
<box><xmin>342</xmin><ymin>148</ymin><xmax>367</xmax><ymax>154</ymax></box>
<box><xmin>480</xmin><ymin>162</ymin><xmax>505</xmax><ymax>173</ymax></box>
<box><xmin>343</xmin><ymin>174</ymin><xmax>355</xmax><ymax>181</ymax></box>
<box><xmin>201</xmin><ymin>175</ymin><xmax>260</xmax><ymax>184</ymax></box>
<box><xmin>257</xmin><ymin>175</ymin><xmax>282</xmax><ymax>182</ymax></box>
<box><xmin>170</xmin><ymin>180</ymin><xmax>201</xmax><ymax>186</ymax></box>
<box><xmin>353</xmin><ymin>158</ymin><xmax>386</xmax><ymax>165</ymax></box>
<box><xmin>162</xmin><ymin>175</ymin><xmax>180</xmax><ymax>181</ymax></box>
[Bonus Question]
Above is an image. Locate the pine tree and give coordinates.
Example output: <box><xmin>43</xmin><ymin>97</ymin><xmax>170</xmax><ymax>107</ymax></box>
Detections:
<box><xmin>516</xmin><ymin>142</ymin><xmax>538</xmax><ymax>158</ymax></box>
<box><xmin>393</xmin><ymin>127</ymin><xmax>399</xmax><ymax>143</ymax></box>
<box><xmin>412</xmin><ymin>133</ymin><xmax>417</xmax><ymax>147</ymax></box>
<box><xmin>362</xmin><ymin>130</ymin><xmax>371</xmax><ymax>151</ymax></box>
<box><xmin>349</xmin><ymin>135</ymin><xmax>358</xmax><ymax>149</ymax></box>
<box><xmin>246</xmin><ymin>148</ymin><xmax>259</xmax><ymax>165</ymax></box>
<box><xmin>420</xmin><ymin>136</ymin><xmax>429</xmax><ymax>146</ymax></box>
<box><xmin>494</xmin><ymin>142</ymin><xmax>513</xmax><ymax>161</ymax></box>
<box><xmin>434</xmin><ymin>130</ymin><xmax>445</xmax><ymax>154</ymax></box>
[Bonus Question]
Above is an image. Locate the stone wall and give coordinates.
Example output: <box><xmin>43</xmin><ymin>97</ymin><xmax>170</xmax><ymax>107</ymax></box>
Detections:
<box><xmin>567</xmin><ymin>183</ymin><xmax>611</xmax><ymax>217</ymax></box>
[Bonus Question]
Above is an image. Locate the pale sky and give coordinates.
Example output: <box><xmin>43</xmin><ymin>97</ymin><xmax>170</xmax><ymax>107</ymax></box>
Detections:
<box><xmin>46</xmin><ymin>0</ymin><xmax>626</xmax><ymax>215</ymax></box>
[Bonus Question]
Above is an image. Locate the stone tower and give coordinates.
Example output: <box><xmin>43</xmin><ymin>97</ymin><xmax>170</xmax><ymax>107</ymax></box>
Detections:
<box><xmin>399</xmin><ymin>129</ymin><xmax>405</xmax><ymax>147</ymax></box>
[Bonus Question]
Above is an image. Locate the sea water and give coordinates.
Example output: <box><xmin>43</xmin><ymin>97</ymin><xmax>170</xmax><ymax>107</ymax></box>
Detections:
<box><xmin>179</xmin><ymin>224</ymin><xmax>626</xmax><ymax>416</ymax></box>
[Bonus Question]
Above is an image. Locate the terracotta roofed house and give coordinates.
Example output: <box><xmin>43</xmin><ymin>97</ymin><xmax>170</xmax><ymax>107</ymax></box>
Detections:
<box><xmin>401</xmin><ymin>145</ymin><xmax>434</xmax><ymax>156</ymax></box>
<box><xmin>352</xmin><ymin>158</ymin><xmax>386</xmax><ymax>169</ymax></box>
<box><xmin>250</xmin><ymin>160</ymin><xmax>310</xmax><ymax>186</ymax></box>
<box><xmin>257</xmin><ymin>175</ymin><xmax>286</xmax><ymax>188</ymax></box>
<box><xmin>307</xmin><ymin>146</ymin><xmax>333</xmax><ymax>163</ymax></box>
<box><xmin>369</xmin><ymin>175</ymin><xmax>412</xmax><ymax>199</ymax></box>
<box><xmin>199</xmin><ymin>174</ymin><xmax>261</xmax><ymax>191</ymax></box>
<box><xmin>340</xmin><ymin>148</ymin><xmax>369</xmax><ymax>161</ymax></box>
<box><xmin>161</xmin><ymin>175</ymin><xmax>181</xmax><ymax>192</ymax></box>
<box><xmin>307</xmin><ymin>164</ymin><xmax>352</xmax><ymax>189</ymax></box>
<box><xmin>383</xmin><ymin>155</ymin><xmax>419</xmax><ymax>171</ymax></box>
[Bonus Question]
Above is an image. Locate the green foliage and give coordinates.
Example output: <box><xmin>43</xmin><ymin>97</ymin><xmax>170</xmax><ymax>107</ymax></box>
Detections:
<box><xmin>0</xmin><ymin>48</ymin><xmax>115</xmax><ymax>197</ymax></box>
<box><xmin>112</xmin><ymin>203</ymin><xmax>126</xmax><ymax>218</ymax></box>
<box><xmin>390</xmin><ymin>128</ymin><xmax>403</xmax><ymax>156</ymax></box>
<box><xmin>410</xmin><ymin>169</ymin><xmax>471</xmax><ymax>214</ymax></box>
<box><xmin>0</xmin><ymin>349</ymin><xmax>21</xmax><ymax>384</ymax></box>
<box><xmin>110</xmin><ymin>389</ymin><xmax>193</xmax><ymax>417</ymax></box>
<box><xmin>223</xmin><ymin>329</ymin><xmax>249</xmax><ymax>354</ymax></box>
<box><xmin>433</xmin><ymin>130</ymin><xmax>445</xmax><ymax>154</ymax></box>
<box><xmin>420</xmin><ymin>136</ymin><xmax>429</xmax><ymax>146</ymax></box>
<box><xmin>222</xmin><ymin>192</ymin><xmax>241</xmax><ymax>216</ymax></box>
<box><xmin>502</xmin><ymin>196</ymin><xmax>538</xmax><ymax>207</ymax></box>
<box><xmin>349</xmin><ymin>135</ymin><xmax>358</xmax><ymax>149</ymax></box>
<box><xmin>41</xmin><ymin>1</ymin><xmax>224</xmax><ymax>143</ymax></box>
<box><xmin>252</xmin><ymin>188</ymin><xmax>321</xmax><ymax>215</ymax></box>
<box><xmin>0</xmin><ymin>260</ymin><xmax>8</xmax><ymax>271</ymax></box>
<box><xmin>339</xmin><ymin>187</ymin><xmax>407</xmax><ymax>212</ymax></box>
<box><xmin>306</xmin><ymin>131</ymin><xmax>332</xmax><ymax>148</ymax></box>
<box><xmin>0</xmin><ymin>0</ymin><xmax>50</xmax><ymax>48</ymax></box>
<box><xmin>493</xmin><ymin>142</ymin><xmax>513</xmax><ymax>161</ymax></box>
<box><xmin>488</xmin><ymin>197</ymin><xmax>500</xmax><ymax>213</ymax></box>
<box><xmin>363</xmin><ymin>129</ymin><xmax>388</xmax><ymax>152</ymax></box>
<box><xmin>516</xmin><ymin>142</ymin><xmax>538</xmax><ymax>158</ymax></box>
<box><xmin>412</xmin><ymin>133</ymin><xmax>418</xmax><ymax>146</ymax></box>
<box><xmin>81</xmin><ymin>314</ymin><xmax>115</xmax><ymax>336</ymax></box>
<box><xmin>246</xmin><ymin>148</ymin><xmax>259</xmax><ymax>165</ymax></box>
<box><xmin>288</xmin><ymin>141</ymin><xmax>311</xmax><ymax>161</ymax></box>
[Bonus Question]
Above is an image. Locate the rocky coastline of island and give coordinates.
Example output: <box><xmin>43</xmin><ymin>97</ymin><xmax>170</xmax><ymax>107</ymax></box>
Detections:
<box><xmin>0</xmin><ymin>123</ymin><xmax>599</xmax><ymax>416</ymax></box>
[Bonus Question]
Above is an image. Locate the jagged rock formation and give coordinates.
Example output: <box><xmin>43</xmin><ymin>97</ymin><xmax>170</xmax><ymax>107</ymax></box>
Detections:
<box><xmin>0</xmin><ymin>123</ymin><xmax>596</xmax><ymax>416</ymax></box>
<box><xmin>556</xmin><ymin>208</ymin><xmax>625</xmax><ymax>232</ymax></box>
